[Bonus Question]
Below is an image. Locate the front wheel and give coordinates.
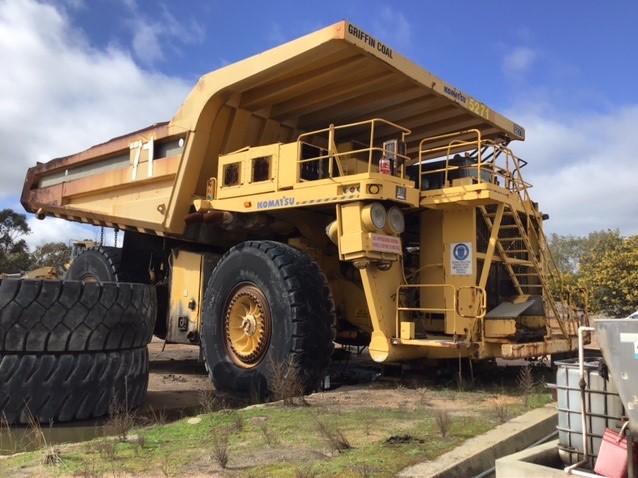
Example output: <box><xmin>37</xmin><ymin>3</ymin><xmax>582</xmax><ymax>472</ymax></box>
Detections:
<box><xmin>201</xmin><ymin>241</ymin><xmax>335</xmax><ymax>397</ymax></box>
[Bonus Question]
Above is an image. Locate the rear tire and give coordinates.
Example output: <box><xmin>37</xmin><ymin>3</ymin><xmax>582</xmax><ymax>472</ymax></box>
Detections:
<box><xmin>0</xmin><ymin>347</ymin><xmax>149</xmax><ymax>424</ymax></box>
<box><xmin>65</xmin><ymin>247</ymin><xmax>125</xmax><ymax>283</ymax></box>
<box><xmin>201</xmin><ymin>241</ymin><xmax>335</xmax><ymax>397</ymax></box>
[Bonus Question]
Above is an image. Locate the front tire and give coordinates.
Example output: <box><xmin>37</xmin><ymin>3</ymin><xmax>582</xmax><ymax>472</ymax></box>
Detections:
<box><xmin>201</xmin><ymin>241</ymin><xmax>335</xmax><ymax>397</ymax></box>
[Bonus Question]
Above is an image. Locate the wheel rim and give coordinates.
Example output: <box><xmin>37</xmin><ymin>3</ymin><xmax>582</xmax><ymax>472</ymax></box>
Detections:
<box><xmin>224</xmin><ymin>283</ymin><xmax>272</xmax><ymax>368</ymax></box>
<box><xmin>78</xmin><ymin>273</ymin><xmax>100</xmax><ymax>283</ymax></box>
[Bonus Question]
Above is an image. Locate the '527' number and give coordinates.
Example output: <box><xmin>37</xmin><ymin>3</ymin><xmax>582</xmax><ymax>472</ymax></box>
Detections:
<box><xmin>468</xmin><ymin>98</ymin><xmax>490</xmax><ymax>120</ymax></box>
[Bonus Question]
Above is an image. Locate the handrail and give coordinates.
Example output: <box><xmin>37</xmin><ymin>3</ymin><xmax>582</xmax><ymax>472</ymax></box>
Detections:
<box><xmin>396</xmin><ymin>284</ymin><xmax>458</xmax><ymax>338</ymax></box>
<box><xmin>456</xmin><ymin>286</ymin><xmax>487</xmax><ymax>319</ymax></box>
<box><xmin>415</xmin><ymin>129</ymin><xmax>571</xmax><ymax>335</ymax></box>
<box><xmin>395</xmin><ymin>283</ymin><xmax>487</xmax><ymax>339</ymax></box>
<box><xmin>416</xmin><ymin>129</ymin><xmax>533</xmax><ymax>194</ymax></box>
<box><xmin>296</xmin><ymin>118</ymin><xmax>412</xmax><ymax>180</ymax></box>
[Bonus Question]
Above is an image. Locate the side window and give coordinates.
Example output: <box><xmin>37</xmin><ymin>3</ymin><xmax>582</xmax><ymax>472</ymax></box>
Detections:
<box><xmin>252</xmin><ymin>156</ymin><xmax>271</xmax><ymax>182</ymax></box>
<box><xmin>223</xmin><ymin>162</ymin><xmax>240</xmax><ymax>187</ymax></box>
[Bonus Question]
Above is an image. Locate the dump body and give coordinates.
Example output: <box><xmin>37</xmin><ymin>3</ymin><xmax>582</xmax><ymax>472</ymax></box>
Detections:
<box><xmin>21</xmin><ymin>21</ymin><xmax>586</xmax><ymax>373</ymax></box>
<box><xmin>21</xmin><ymin>21</ymin><xmax>522</xmax><ymax>235</ymax></box>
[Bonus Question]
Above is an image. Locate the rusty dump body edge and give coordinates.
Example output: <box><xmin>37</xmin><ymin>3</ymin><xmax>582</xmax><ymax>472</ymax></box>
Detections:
<box><xmin>21</xmin><ymin>20</ymin><xmax>525</xmax><ymax>237</ymax></box>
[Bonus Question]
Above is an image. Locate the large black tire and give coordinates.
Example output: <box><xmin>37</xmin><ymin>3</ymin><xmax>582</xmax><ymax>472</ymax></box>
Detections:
<box><xmin>66</xmin><ymin>246</ymin><xmax>167</xmax><ymax>340</ymax></box>
<box><xmin>201</xmin><ymin>241</ymin><xmax>336</xmax><ymax>397</ymax></box>
<box><xmin>0</xmin><ymin>347</ymin><xmax>149</xmax><ymax>424</ymax></box>
<box><xmin>65</xmin><ymin>246</ymin><xmax>125</xmax><ymax>282</ymax></box>
<box><xmin>0</xmin><ymin>279</ymin><xmax>156</xmax><ymax>352</ymax></box>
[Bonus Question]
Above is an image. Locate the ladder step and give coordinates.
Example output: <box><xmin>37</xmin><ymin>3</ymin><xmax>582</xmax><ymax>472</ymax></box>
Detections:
<box><xmin>484</xmin><ymin>212</ymin><xmax>514</xmax><ymax>218</ymax></box>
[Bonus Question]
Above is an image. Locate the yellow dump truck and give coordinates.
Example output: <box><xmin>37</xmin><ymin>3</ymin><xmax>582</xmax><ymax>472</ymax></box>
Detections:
<box><xmin>20</xmin><ymin>21</ymin><xmax>586</xmax><ymax>398</ymax></box>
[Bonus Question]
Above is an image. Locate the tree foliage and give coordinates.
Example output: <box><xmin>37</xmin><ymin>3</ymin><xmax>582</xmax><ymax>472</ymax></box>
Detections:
<box><xmin>549</xmin><ymin>229</ymin><xmax>638</xmax><ymax>317</ymax></box>
<box><xmin>578</xmin><ymin>231</ymin><xmax>638</xmax><ymax>317</ymax></box>
<box><xmin>32</xmin><ymin>241</ymin><xmax>72</xmax><ymax>275</ymax></box>
<box><xmin>0</xmin><ymin>208</ymin><xmax>33</xmax><ymax>273</ymax></box>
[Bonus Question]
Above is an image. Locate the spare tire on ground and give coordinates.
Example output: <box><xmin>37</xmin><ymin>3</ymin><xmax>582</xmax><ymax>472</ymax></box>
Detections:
<box><xmin>0</xmin><ymin>347</ymin><xmax>149</xmax><ymax>424</ymax></box>
<box><xmin>0</xmin><ymin>279</ymin><xmax>156</xmax><ymax>352</ymax></box>
<box><xmin>0</xmin><ymin>279</ymin><xmax>157</xmax><ymax>424</ymax></box>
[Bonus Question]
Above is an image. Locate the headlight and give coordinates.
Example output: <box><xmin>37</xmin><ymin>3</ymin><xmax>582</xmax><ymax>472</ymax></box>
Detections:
<box><xmin>385</xmin><ymin>206</ymin><xmax>405</xmax><ymax>234</ymax></box>
<box><xmin>361</xmin><ymin>202</ymin><xmax>386</xmax><ymax>231</ymax></box>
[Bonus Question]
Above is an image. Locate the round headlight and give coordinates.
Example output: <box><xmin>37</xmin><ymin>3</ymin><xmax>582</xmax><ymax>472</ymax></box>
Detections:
<box><xmin>361</xmin><ymin>202</ymin><xmax>387</xmax><ymax>231</ymax></box>
<box><xmin>386</xmin><ymin>206</ymin><xmax>405</xmax><ymax>234</ymax></box>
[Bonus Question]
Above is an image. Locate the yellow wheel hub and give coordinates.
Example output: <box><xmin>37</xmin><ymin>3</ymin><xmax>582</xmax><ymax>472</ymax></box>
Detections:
<box><xmin>224</xmin><ymin>284</ymin><xmax>271</xmax><ymax>368</ymax></box>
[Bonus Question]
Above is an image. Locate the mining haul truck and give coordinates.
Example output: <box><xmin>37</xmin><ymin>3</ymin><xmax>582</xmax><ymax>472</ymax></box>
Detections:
<box><xmin>11</xmin><ymin>21</ymin><xmax>587</xmax><ymax>419</ymax></box>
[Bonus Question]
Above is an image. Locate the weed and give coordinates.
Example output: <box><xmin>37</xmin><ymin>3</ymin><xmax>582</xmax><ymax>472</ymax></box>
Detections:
<box><xmin>24</xmin><ymin>407</ymin><xmax>47</xmax><ymax>450</ymax></box>
<box><xmin>259</xmin><ymin>422</ymin><xmax>280</xmax><ymax>447</ymax></box>
<box><xmin>210</xmin><ymin>424</ymin><xmax>232</xmax><ymax>469</ymax></box>
<box><xmin>105</xmin><ymin>380</ymin><xmax>136</xmax><ymax>442</ymax></box>
<box><xmin>517</xmin><ymin>363</ymin><xmax>536</xmax><ymax>407</ymax></box>
<box><xmin>233</xmin><ymin>413</ymin><xmax>244</xmax><ymax>432</ymax></box>
<box><xmin>267</xmin><ymin>357</ymin><xmax>308</xmax><ymax>406</ymax></box>
<box><xmin>314</xmin><ymin>415</ymin><xmax>351</xmax><ymax>452</ymax></box>
<box><xmin>42</xmin><ymin>446</ymin><xmax>62</xmax><ymax>465</ymax></box>
<box><xmin>434</xmin><ymin>409</ymin><xmax>452</xmax><ymax>437</ymax></box>
<box><xmin>199</xmin><ymin>390</ymin><xmax>224</xmax><ymax>414</ymax></box>
<box><xmin>104</xmin><ymin>408</ymin><xmax>135</xmax><ymax>443</ymax></box>
<box><xmin>418</xmin><ymin>388</ymin><xmax>432</xmax><ymax>407</ymax></box>
<box><xmin>491</xmin><ymin>398</ymin><xmax>511</xmax><ymax>423</ymax></box>
<box><xmin>0</xmin><ymin>413</ymin><xmax>17</xmax><ymax>454</ymax></box>
<box><xmin>94</xmin><ymin>439</ymin><xmax>117</xmax><ymax>461</ymax></box>
<box><xmin>146</xmin><ymin>405</ymin><xmax>167</xmax><ymax>425</ymax></box>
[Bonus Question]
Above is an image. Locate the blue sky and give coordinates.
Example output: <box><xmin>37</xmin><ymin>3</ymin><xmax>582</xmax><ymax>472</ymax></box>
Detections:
<box><xmin>1</xmin><ymin>0</ymin><xmax>637</xmax><ymax>248</ymax></box>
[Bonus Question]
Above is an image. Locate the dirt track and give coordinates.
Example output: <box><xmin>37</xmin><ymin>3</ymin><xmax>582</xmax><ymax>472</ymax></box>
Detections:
<box><xmin>142</xmin><ymin>337</ymin><xmax>215</xmax><ymax>417</ymax></box>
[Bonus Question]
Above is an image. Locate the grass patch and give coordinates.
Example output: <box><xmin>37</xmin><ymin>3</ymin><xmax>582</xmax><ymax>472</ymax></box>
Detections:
<box><xmin>0</xmin><ymin>389</ymin><xmax>552</xmax><ymax>478</ymax></box>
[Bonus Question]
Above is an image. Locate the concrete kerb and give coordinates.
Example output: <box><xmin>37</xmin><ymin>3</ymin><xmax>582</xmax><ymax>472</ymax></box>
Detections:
<box><xmin>398</xmin><ymin>403</ymin><xmax>558</xmax><ymax>478</ymax></box>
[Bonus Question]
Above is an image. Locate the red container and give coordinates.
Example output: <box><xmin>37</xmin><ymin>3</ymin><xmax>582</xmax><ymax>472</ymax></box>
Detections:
<box><xmin>594</xmin><ymin>428</ymin><xmax>635</xmax><ymax>478</ymax></box>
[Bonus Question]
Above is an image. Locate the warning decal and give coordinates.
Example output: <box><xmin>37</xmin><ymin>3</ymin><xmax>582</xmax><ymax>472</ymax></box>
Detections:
<box><xmin>451</xmin><ymin>242</ymin><xmax>472</xmax><ymax>276</ymax></box>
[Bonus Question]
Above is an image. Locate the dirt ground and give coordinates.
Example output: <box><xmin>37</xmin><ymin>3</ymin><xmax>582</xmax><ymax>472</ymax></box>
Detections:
<box><xmin>142</xmin><ymin>337</ymin><xmax>216</xmax><ymax>417</ymax></box>
<box><xmin>141</xmin><ymin>336</ymin><xmax>558</xmax><ymax>418</ymax></box>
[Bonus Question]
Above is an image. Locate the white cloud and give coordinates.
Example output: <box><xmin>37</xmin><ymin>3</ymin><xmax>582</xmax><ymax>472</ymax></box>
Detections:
<box><xmin>131</xmin><ymin>20</ymin><xmax>164</xmax><ymax>63</ymax></box>
<box><xmin>0</xmin><ymin>0</ymin><xmax>191</xmax><ymax>195</ymax></box>
<box><xmin>374</xmin><ymin>8</ymin><xmax>412</xmax><ymax>50</ymax></box>
<box><xmin>123</xmin><ymin>2</ymin><xmax>205</xmax><ymax>65</ymax></box>
<box><xmin>502</xmin><ymin>47</ymin><xmax>539</xmax><ymax>76</ymax></box>
<box><xmin>508</xmin><ymin>105</ymin><xmax>638</xmax><ymax>237</ymax></box>
<box><xmin>0</xmin><ymin>0</ymin><xmax>192</xmax><ymax>249</ymax></box>
<box><xmin>27</xmin><ymin>216</ymin><xmax>95</xmax><ymax>249</ymax></box>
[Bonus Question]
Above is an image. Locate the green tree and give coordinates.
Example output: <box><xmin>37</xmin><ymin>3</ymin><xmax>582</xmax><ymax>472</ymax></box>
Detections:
<box><xmin>578</xmin><ymin>231</ymin><xmax>638</xmax><ymax>317</ymax></box>
<box><xmin>0</xmin><ymin>208</ymin><xmax>33</xmax><ymax>273</ymax></box>
<box><xmin>32</xmin><ymin>241</ymin><xmax>72</xmax><ymax>275</ymax></box>
<box><xmin>548</xmin><ymin>233</ymin><xmax>588</xmax><ymax>275</ymax></box>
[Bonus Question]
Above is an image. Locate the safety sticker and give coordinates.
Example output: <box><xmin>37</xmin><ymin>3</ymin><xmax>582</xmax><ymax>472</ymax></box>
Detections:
<box><xmin>451</xmin><ymin>242</ymin><xmax>472</xmax><ymax>276</ymax></box>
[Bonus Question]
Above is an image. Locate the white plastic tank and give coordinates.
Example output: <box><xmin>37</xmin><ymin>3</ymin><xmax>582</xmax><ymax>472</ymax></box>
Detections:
<box><xmin>553</xmin><ymin>357</ymin><xmax>625</xmax><ymax>466</ymax></box>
